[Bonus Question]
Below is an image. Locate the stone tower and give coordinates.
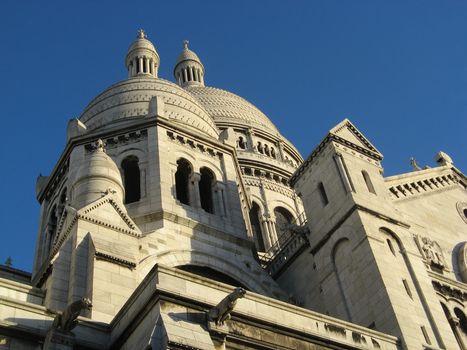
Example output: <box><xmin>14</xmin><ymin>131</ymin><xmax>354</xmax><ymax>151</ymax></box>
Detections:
<box><xmin>282</xmin><ymin>119</ymin><xmax>464</xmax><ymax>349</ymax></box>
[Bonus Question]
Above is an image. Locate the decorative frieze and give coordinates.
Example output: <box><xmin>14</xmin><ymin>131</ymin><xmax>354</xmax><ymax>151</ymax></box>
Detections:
<box><xmin>166</xmin><ymin>130</ymin><xmax>222</xmax><ymax>159</ymax></box>
<box><xmin>84</xmin><ymin>129</ymin><xmax>148</xmax><ymax>153</ymax></box>
<box><xmin>432</xmin><ymin>280</ymin><xmax>467</xmax><ymax>302</ymax></box>
<box><xmin>388</xmin><ymin>173</ymin><xmax>459</xmax><ymax>199</ymax></box>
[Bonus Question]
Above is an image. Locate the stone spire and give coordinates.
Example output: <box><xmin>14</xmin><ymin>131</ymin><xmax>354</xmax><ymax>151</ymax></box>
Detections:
<box><xmin>174</xmin><ymin>40</ymin><xmax>205</xmax><ymax>87</ymax></box>
<box><xmin>125</xmin><ymin>29</ymin><xmax>160</xmax><ymax>78</ymax></box>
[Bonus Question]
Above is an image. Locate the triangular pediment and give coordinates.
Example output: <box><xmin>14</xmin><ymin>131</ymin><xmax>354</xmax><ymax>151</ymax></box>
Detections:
<box><xmin>50</xmin><ymin>194</ymin><xmax>141</xmax><ymax>258</ymax></box>
<box><xmin>329</xmin><ymin>119</ymin><xmax>382</xmax><ymax>158</ymax></box>
<box><xmin>77</xmin><ymin>194</ymin><xmax>142</xmax><ymax>236</ymax></box>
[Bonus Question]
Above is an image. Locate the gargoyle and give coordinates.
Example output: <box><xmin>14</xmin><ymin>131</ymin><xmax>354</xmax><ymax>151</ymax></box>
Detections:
<box><xmin>52</xmin><ymin>297</ymin><xmax>92</xmax><ymax>333</ymax></box>
<box><xmin>207</xmin><ymin>287</ymin><xmax>246</xmax><ymax>326</ymax></box>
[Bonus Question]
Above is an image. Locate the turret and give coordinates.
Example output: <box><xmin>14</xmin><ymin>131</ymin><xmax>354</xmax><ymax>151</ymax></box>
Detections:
<box><xmin>125</xmin><ymin>29</ymin><xmax>160</xmax><ymax>78</ymax></box>
<box><xmin>174</xmin><ymin>40</ymin><xmax>205</xmax><ymax>87</ymax></box>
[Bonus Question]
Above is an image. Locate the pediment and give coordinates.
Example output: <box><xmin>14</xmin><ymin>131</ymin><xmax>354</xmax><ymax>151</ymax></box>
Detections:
<box><xmin>329</xmin><ymin>119</ymin><xmax>382</xmax><ymax>158</ymax></box>
<box><xmin>77</xmin><ymin>194</ymin><xmax>142</xmax><ymax>236</ymax></box>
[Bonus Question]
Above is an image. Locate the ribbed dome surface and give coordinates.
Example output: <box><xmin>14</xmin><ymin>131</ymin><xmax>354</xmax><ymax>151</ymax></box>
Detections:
<box><xmin>79</xmin><ymin>78</ymin><xmax>219</xmax><ymax>139</ymax></box>
<box><xmin>175</xmin><ymin>47</ymin><xmax>202</xmax><ymax>67</ymax></box>
<box><xmin>186</xmin><ymin>86</ymin><xmax>280</xmax><ymax>136</ymax></box>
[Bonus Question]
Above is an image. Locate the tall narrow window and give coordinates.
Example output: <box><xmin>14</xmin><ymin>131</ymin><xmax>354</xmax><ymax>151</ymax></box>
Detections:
<box><xmin>199</xmin><ymin>167</ymin><xmax>215</xmax><ymax>213</ymax></box>
<box><xmin>46</xmin><ymin>205</ymin><xmax>58</xmax><ymax>254</ymax></box>
<box><xmin>122</xmin><ymin>156</ymin><xmax>141</xmax><ymax>204</ymax></box>
<box><xmin>175</xmin><ymin>158</ymin><xmax>192</xmax><ymax>205</ymax></box>
<box><xmin>318</xmin><ymin>182</ymin><xmax>329</xmax><ymax>206</ymax></box>
<box><xmin>362</xmin><ymin>170</ymin><xmax>376</xmax><ymax>194</ymax></box>
<box><xmin>249</xmin><ymin>202</ymin><xmax>266</xmax><ymax>252</ymax></box>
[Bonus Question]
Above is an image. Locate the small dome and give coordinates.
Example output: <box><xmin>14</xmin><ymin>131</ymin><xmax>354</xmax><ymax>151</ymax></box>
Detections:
<box><xmin>175</xmin><ymin>40</ymin><xmax>203</xmax><ymax>67</ymax></box>
<box><xmin>174</xmin><ymin>40</ymin><xmax>205</xmax><ymax>87</ymax></box>
<box><xmin>125</xmin><ymin>29</ymin><xmax>160</xmax><ymax>78</ymax></box>
<box><xmin>72</xmin><ymin>140</ymin><xmax>124</xmax><ymax>208</ymax></box>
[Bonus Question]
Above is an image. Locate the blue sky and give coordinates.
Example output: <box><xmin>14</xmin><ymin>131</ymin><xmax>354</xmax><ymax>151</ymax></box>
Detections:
<box><xmin>0</xmin><ymin>1</ymin><xmax>466</xmax><ymax>271</ymax></box>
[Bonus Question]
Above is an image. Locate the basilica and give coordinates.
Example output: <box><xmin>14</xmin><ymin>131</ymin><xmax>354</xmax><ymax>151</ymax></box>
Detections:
<box><xmin>0</xmin><ymin>30</ymin><xmax>466</xmax><ymax>350</ymax></box>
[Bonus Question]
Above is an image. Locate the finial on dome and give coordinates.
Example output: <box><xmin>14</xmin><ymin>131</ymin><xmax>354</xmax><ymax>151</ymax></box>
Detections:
<box><xmin>174</xmin><ymin>40</ymin><xmax>205</xmax><ymax>88</ymax></box>
<box><xmin>137</xmin><ymin>29</ymin><xmax>147</xmax><ymax>39</ymax></box>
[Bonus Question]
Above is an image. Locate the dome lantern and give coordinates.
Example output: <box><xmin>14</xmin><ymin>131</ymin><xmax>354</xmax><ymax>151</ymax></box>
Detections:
<box><xmin>125</xmin><ymin>29</ymin><xmax>160</xmax><ymax>78</ymax></box>
<box><xmin>174</xmin><ymin>40</ymin><xmax>205</xmax><ymax>87</ymax></box>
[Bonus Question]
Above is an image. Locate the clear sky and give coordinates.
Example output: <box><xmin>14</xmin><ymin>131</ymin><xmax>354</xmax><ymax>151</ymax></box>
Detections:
<box><xmin>0</xmin><ymin>1</ymin><xmax>466</xmax><ymax>271</ymax></box>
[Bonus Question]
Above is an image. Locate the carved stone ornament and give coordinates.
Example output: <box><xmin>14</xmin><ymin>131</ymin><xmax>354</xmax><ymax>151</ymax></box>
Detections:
<box><xmin>52</xmin><ymin>297</ymin><xmax>93</xmax><ymax>333</ymax></box>
<box><xmin>414</xmin><ymin>235</ymin><xmax>446</xmax><ymax>270</ymax></box>
<box><xmin>207</xmin><ymin>287</ymin><xmax>246</xmax><ymax>326</ymax></box>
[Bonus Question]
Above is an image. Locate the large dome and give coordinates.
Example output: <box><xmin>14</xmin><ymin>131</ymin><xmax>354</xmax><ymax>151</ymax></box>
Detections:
<box><xmin>79</xmin><ymin>78</ymin><xmax>219</xmax><ymax>139</ymax></box>
<box><xmin>186</xmin><ymin>86</ymin><xmax>280</xmax><ymax>136</ymax></box>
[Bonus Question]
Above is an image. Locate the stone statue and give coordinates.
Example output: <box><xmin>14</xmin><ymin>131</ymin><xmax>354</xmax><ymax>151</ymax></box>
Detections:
<box><xmin>421</xmin><ymin>237</ymin><xmax>445</xmax><ymax>269</ymax></box>
<box><xmin>52</xmin><ymin>297</ymin><xmax>92</xmax><ymax>333</ymax></box>
<box><xmin>207</xmin><ymin>287</ymin><xmax>246</xmax><ymax>326</ymax></box>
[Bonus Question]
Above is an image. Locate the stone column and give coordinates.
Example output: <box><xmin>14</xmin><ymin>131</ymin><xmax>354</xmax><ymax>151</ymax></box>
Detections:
<box><xmin>183</xmin><ymin>68</ymin><xmax>188</xmax><ymax>83</ymax></box>
<box><xmin>247</xmin><ymin>128</ymin><xmax>257</xmax><ymax>152</ymax></box>
<box><xmin>215</xmin><ymin>182</ymin><xmax>226</xmax><ymax>217</ymax></box>
<box><xmin>334</xmin><ymin>152</ymin><xmax>355</xmax><ymax>193</ymax></box>
<box><xmin>260</xmin><ymin>215</ymin><xmax>273</xmax><ymax>248</ymax></box>
<box><xmin>277</xmin><ymin>141</ymin><xmax>285</xmax><ymax>161</ymax></box>
<box><xmin>190</xmin><ymin>173</ymin><xmax>201</xmax><ymax>208</ymax></box>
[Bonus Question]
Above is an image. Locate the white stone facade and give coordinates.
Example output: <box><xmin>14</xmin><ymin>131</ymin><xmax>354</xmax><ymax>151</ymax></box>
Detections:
<box><xmin>0</xmin><ymin>31</ymin><xmax>465</xmax><ymax>350</ymax></box>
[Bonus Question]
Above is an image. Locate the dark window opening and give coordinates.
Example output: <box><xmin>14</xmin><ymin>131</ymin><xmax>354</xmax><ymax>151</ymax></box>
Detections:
<box><xmin>387</xmin><ymin>239</ymin><xmax>396</xmax><ymax>256</ymax></box>
<box><xmin>454</xmin><ymin>308</ymin><xmax>467</xmax><ymax>335</ymax></box>
<box><xmin>271</xmin><ymin>148</ymin><xmax>276</xmax><ymax>158</ymax></box>
<box><xmin>257</xmin><ymin>142</ymin><xmax>264</xmax><ymax>154</ymax></box>
<box><xmin>318</xmin><ymin>182</ymin><xmax>329</xmax><ymax>206</ymax></box>
<box><xmin>238</xmin><ymin>137</ymin><xmax>246</xmax><ymax>149</ymax></box>
<box><xmin>47</xmin><ymin>205</ymin><xmax>58</xmax><ymax>253</ymax></box>
<box><xmin>175</xmin><ymin>158</ymin><xmax>192</xmax><ymax>205</ymax></box>
<box><xmin>421</xmin><ymin>326</ymin><xmax>431</xmax><ymax>345</ymax></box>
<box><xmin>274</xmin><ymin>207</ymin><xmax>294</xmax><ymax>242</ymax></box>
<box><xmin>136</xmin><ymin>59</ymin><xmax>140</xmax><ymax>73</ymax></box>
<box><xmin>464</xmin><ymin>208</ymin><xmax>467</xmax><ymax>219</ymax></box>
<box><xmin>199</xmin><ymin>167</ymin><xmax>215</xmax><ymax>213</ymax></box>
<box><xmin>362</xmin><ymin>170</ymin><xmax>376</xmax><ymax>194</ymax></box>
<box><xmin>249</xmin><ymin>202</ymin><xmax>266</xmax><ymax>252</ymax></box>
<box><xmin>122</xmin><ymin>156</ymin><xmax>141</xmax><ymax>204</ymax></box>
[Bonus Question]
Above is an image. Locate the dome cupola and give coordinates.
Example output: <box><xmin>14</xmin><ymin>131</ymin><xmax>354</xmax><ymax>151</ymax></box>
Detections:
<box><xmin>125</xmin><ymin>29</ymin><xmax>160</xmax><ymax>78</ymax></box>
<box><xmin>71</xmin><ymin>139</ymin><xmax>125</xmax><ymax>208</ymax></box>
<box><xmin>174</xmin><ymin>40</ymin><xmax>205</xmax><ymax>87</ymax></box>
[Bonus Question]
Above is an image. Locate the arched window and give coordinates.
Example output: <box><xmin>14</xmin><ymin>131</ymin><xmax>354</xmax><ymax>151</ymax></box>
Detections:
<box><xmin>270</xmin><ymin>147</ymin><xmax>276</xmax><ymax>159</ymax></box>
<box><xmin>238</xmin><ymin>137</ymin><xmax>246</xmax><ymax>150</ymax></box>
<box><xmin>274</xmin><ymin>207</ymin><xmax>294</xmax><ymax>241</ymax></box>
<box><xmin>58</xmin><ymin>187</ymin><xmax>67</xmax><ymax>217</ymax></box>
<box><xmin>362</xmin><ymin>170</ymin><xmax>376</xmax><ymax>194</ymax></box>
<box><xmin>175</xmin><ymin>158</ymin><xmax>192</xmax><ymax>205</ymax></box>
<box><xmin>454</xmin><ymin>308</ymin><xmax>467</xmax><ymax>336</ymax></box>
<box><xmin>257</xmin><ymin>142</ymin><xmax>264</xmax><ymax>154</ymax></box>
<box><xmin>318</xmin><ymin>182</ymin><xmax>329</xmax><ymax>206</ymax></box>
<box><xmin>199</xmin><ymin>167</ymin><xmax>215</xmax><ymax>213</ymax></box>
<box><xmin>122</xmin><ymin>156</ymin><xmax>141</xmax><ymax>204</ymax></box>
<box><xmin>249</xmin><ymin>202</ymin><xmax>266</xmax><ymax>252</ymax></box>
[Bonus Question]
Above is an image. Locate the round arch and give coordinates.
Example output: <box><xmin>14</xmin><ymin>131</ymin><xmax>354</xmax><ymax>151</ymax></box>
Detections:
<box><xmin>137</xmin><ymin>249</ymin><xmax>269</xmax><ymax>294</ymax></box>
